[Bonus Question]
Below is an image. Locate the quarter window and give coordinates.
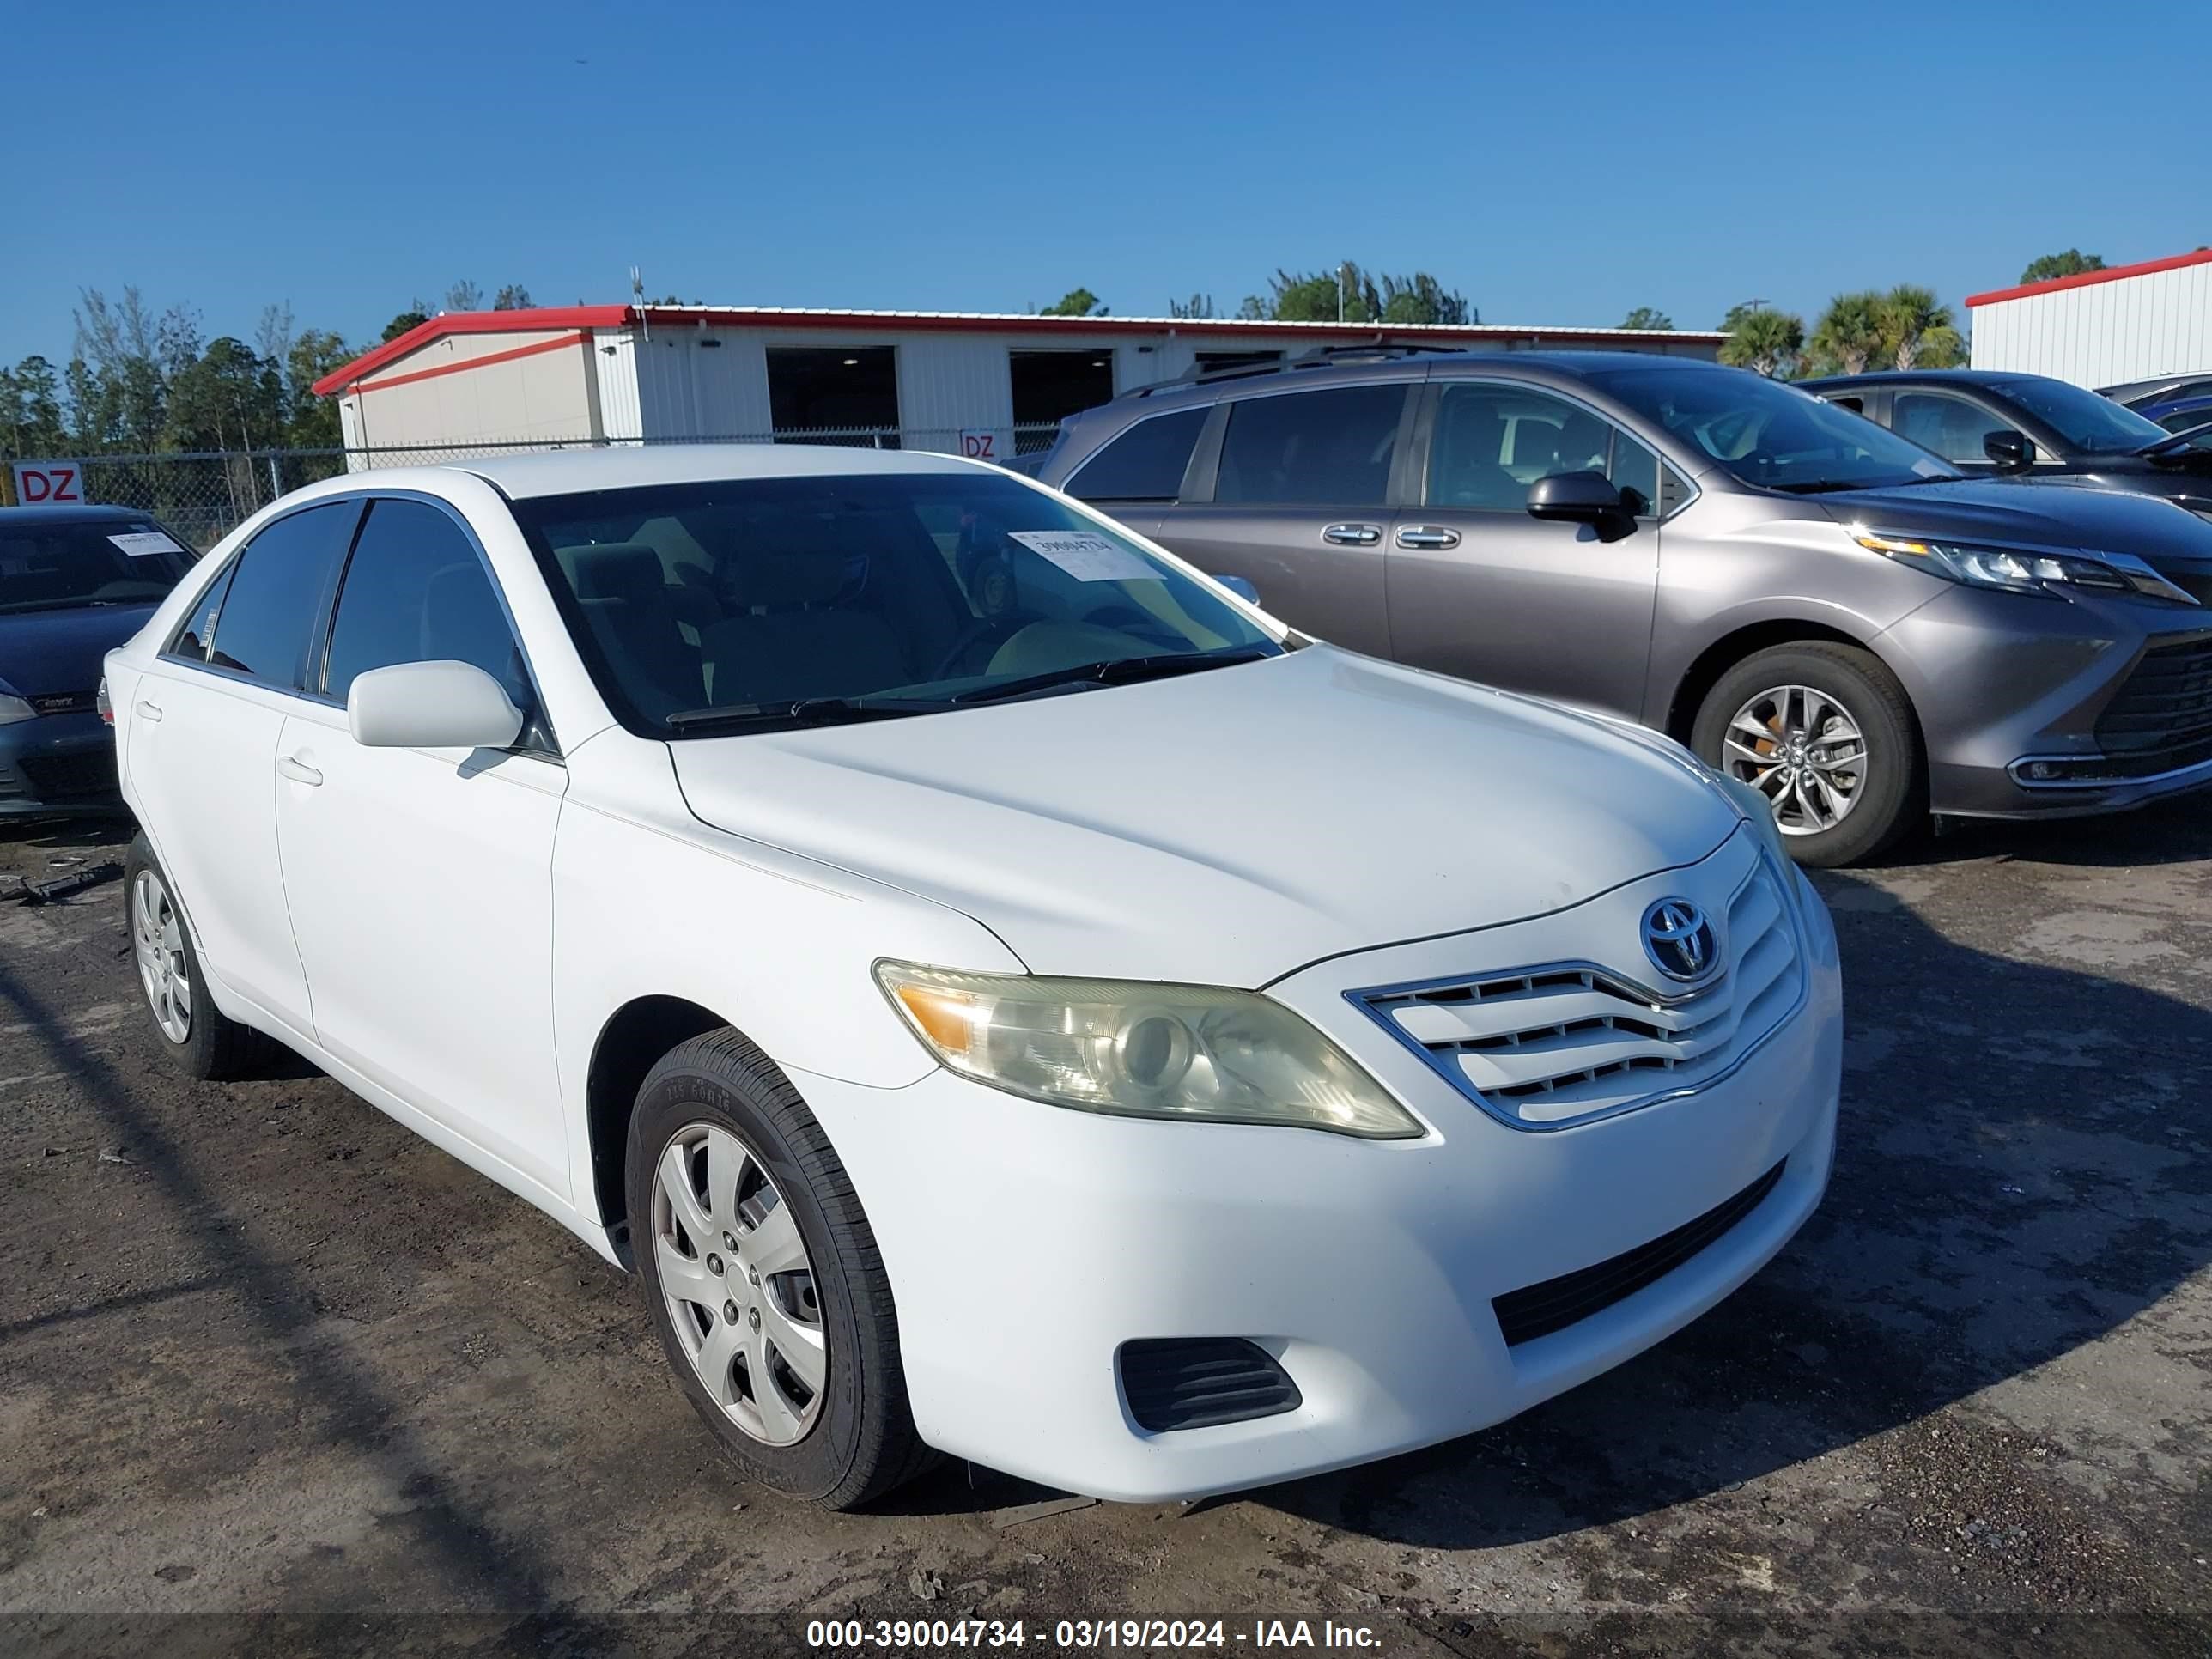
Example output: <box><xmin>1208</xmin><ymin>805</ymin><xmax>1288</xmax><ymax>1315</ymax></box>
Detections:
<box><xmin>1607</xmin><ymin>430</ymin><xmax>1662</xmax><ymax>514</ymax></box>
<box><xmin>1066</xmin><ymin>407</ymin><xmax>1207</xmax><ymax>503</ymax></box>
<box><xmin>322</xmin><ymin>499</ymin><xmax>532</xmax><ymax>717</ymax></box>
<box><xmin>196</xmin><ymin>502</ymin><xmax>356</xmax><ymax>687</ymax></box>
<box><xmin>1214</xmin><ymin>385</ymin><xmax>1406</xmax><ymax>507</ymax></box>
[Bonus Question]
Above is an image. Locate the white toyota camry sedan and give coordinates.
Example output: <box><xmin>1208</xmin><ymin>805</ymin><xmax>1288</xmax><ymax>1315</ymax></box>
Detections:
<box><xmin>105</xmin><ymin>445</ymin><xmax>1842</xmax><ymax>1509</ymax></box>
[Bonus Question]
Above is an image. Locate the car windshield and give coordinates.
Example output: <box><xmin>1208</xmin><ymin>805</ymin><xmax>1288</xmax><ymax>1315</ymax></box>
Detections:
<box><xmin>1989</xmin><ymin>377</ymin><xmax>2176</xmax><ymax>454</ymax></box>
<box><xmin>510</xmin><ymin>470</ymin><xmax>1282</xmax><ymax>736</ymax></box>
<box><xmin>0</xmin><ymin>519</ymin><xmax>197</xmax><ymax>615</ymax></box>
<box><xmin>1585</xmin><ymin>366</ymin><xmax>1959</xmax><ymax>492</ymax></box>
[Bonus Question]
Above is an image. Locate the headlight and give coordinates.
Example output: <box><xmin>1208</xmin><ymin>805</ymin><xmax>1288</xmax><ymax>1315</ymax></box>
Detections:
<box><xmin>874</xmin><ymin>962</ymin><xmax>1422</xmax><ymax>1139</ymax></box>
<box><xmin>0</xmin><ymin>693</ymin><xmax>36</xmax><ymax>726</ymax></box>
<box><xmin>1854</xmin><ymin>532</ymin><xmax>2197</xmax><ymax>605</ymax></box>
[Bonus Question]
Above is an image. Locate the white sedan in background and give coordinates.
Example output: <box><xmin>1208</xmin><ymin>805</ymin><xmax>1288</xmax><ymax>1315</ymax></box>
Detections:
<box><xmin>105</xmin><ymin>446</ymin><xmax>1841</xmax><ymax>1508</ymax></box>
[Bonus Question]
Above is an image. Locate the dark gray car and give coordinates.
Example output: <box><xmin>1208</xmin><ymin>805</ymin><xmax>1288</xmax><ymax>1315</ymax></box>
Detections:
<box><xmin>1030</xmin><ymin>351</ymin><xmax>2212</xmax><ymax>866</ymax></box>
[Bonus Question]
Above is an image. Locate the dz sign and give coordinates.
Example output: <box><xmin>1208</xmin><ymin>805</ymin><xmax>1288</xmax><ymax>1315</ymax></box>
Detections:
<box><xmin>10</xmin><ymin>461</ymin><xmax>88</xmax><ymax>506</ymax></box>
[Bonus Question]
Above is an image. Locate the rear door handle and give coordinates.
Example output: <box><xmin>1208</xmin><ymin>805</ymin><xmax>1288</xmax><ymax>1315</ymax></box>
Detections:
<box><xmin>276</xmin><ymin>755</ymin><xmax>323</xmax><ymax>787</ymax></box>
<box><xmin>1322</xmin><ymin>522</ymin><xmax>1382</xmax><ymax>546</ymax></box>
<box><xmin>135</xmin><ymin>700</ymin><xmax>163</xmax><ymax>723</ymax></box>
<box><xmin>1395</xmin><ymin>525</ymin><xmax>1462</xmax><ymax>550</ymax></box>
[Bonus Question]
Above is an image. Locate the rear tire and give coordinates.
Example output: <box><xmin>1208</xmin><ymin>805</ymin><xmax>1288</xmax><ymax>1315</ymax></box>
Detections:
<box><xmin>1692</xmin><ymin>642</ymin><xmax>1923</xmax><ymax>868</ymax></box>
<box><xmin>123</xmin><ymin>832</ymin><xmax>283</xmax><ymax>1079</ymax></box>
<box><xmin>627</xmin><ymin>1028</ymin><xmax>933</xmax><ymax>1510</ymax></box>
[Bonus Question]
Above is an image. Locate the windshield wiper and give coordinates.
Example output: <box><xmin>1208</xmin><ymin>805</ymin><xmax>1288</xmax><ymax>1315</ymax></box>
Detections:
<box><xmin>665</xmin><ymin>696</ymin><xmax>954</xmax><ymax>734</ymax></box>
<box><xmin>1769</xmin><ymin>476</ymin><xmax>1952</xmax><ymax>495</ymax></box>
<box><xmin>949</xmin><ymin>646</ymin><xmax>1279</xmax><ymax>707</ymax></box>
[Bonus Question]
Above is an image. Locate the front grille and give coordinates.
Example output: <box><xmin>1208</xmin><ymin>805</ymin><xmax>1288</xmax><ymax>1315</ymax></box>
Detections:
<box><xmin>1492</xmin><ymin>1159</ymin><xmax>1786</xmax><ymax>1346</ymax></box>
<box><xmin>16</xmin><ymin>751</ymin><xmax>118</xmax><ymax>802</ymax></box>
<box><xmin>1119</xmin><ymin>1338</ymin><xmax>1302</xmax><ymax>1432</ymax></box>
<box><xmin>2094</xmin><ymin>636</ymin><xmax>2212</xmax><ymax>777</ymax></box>
<box><xmin>1350</xmin><ymin>854</ymin><xmax>1802</xmax><ymax>1130</ymax></box>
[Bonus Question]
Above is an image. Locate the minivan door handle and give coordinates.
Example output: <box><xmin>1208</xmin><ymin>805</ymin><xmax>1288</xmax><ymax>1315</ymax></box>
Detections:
<box><xmin>1322</xmin><ymin>522</ymin><xmax>1382</xmax><ymax>546</ymax></box>
<box><xmin>276</xmin><ymin>755</ymin><xmax>323</xmax><ymax>787</ymax></box>
<box><xmin>135</xmin><ymin>700</ymin><xmax>163</xmax><ymax>723</ymax></box>
<box><xmin>1395</xmin><ymin>525</ymin><xmax>1462</xmax><ymax>550</ymax></box>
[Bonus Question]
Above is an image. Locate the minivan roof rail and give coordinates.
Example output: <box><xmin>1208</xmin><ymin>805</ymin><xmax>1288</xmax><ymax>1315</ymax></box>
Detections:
<box><xmin>1118</xmin><ymin>340</ymin><xmax>1458</xmax><ymax>400</ymax></box>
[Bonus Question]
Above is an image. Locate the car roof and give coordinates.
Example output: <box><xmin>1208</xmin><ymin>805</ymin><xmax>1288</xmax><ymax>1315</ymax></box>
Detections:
<box><xmin>0</xmin><ymin>502</ymin><xmax>164</xmax><ymax>524</ymax></box>
<box><xmin>1099</xmin><ymin>348</ymin><xmax>1736</xmax><ymax>413</ymax></box>
<box><xmin>1800</xmin><ymin>369</ymin><xmax>2043</xmax><ymax>392</ymax></box>
<box><xmin>328</xmin><ymin>442</ymin><xmax>998</xmax><ymax>502</ymax></box>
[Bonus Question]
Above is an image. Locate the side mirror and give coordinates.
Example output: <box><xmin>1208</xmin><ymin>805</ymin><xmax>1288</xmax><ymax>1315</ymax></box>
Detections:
<box><xmin>1213</xmin><ymin>574</ymin><xmax>1261</xmax><ymax>605</ymax></box>
<box><xmin>349</xmin><ymin>660</ymin><xmax>523</xmax><ymax>751</ymax></box>
<box><xmin>1527</xmin><ymin>470</ymin><xmax>1629</xmax><ymax>525</ymax></box>
<box><xmin>1983</xmin><ymin>429</ymin><xmax>2033</xmax><ymax>471</ymax></box>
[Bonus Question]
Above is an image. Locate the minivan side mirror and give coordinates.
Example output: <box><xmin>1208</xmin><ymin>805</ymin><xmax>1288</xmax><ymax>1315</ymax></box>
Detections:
<box><xmin>1527</xmin><ymin>470</ymin><xmax>1630</xmax><ymax>525</ymax></box>
<box><xmin>1213</xmin><ymin>574</ymin><xmax>1261</xmax><ymax>605</ymax></box>
<box><xmin>1983</xmin><ymin>429</ymin><xmax>2033</xmax><ymax>471</ymax></box>
<box><xmin>349</xmin><ymin>660</ymin><xmax>523</xmax><ymax>751</ymax></box>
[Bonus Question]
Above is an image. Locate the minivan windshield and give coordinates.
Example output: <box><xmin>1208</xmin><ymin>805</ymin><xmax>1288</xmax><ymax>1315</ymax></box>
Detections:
<box><xmin>1587</xmin><ymin>366</ymin><xmax>1960</xmax><ymax>493</ymax></box>
<box><xmin>510</xmin><ymin>471</ymin><xmax>1281</xmax><ymax>736</ymax></box>
<box><xmin>1990</xmin><ymin>375</ymin><xmax>2178</xmax><ymax>454</ymax></box>
<box><xmin>0</xmin><ymin>519</ymin><xmax>197</xmax><ymax>615</ymax></box>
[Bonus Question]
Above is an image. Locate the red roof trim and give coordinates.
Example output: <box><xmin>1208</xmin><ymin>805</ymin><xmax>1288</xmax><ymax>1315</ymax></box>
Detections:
<box><xmin>1965</xmin><ymin>247</ymin><xmax>2212</xmax><ymax>308</ymax></box>
<box><xmin>349</xmin><ymin>331</ymin><xmax>592</xmax><ymax>396</ymax></box>
<box><xmin>316</xmin><ymin>304</ymin><xmax>1723</xmax><ymax>398</ymax></box>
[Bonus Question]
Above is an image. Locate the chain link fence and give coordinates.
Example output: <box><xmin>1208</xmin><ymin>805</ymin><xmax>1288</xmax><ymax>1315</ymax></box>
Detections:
<box><xmin>6</xmin><ymin>424</ymin><xmax>1066</xmax><ymax>550</ymax></box>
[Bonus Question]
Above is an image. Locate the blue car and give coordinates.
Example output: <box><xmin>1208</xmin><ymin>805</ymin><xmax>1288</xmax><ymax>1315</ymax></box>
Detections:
<box><xmin>2142</xmin><ymin>393</ymin><xmax>2212</xmax><ymax>440</ymax></box>
<box><xmin>1</xmin><ymin>503</ymin><xmax>198</xmax><ymax>817</ymax></box>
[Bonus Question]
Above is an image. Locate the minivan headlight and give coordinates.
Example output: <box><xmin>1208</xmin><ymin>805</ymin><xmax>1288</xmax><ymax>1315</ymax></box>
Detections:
<box><xmin>874</xmin><ymin>962</ymin><xmax>1422</xmax><ymax>1139</ymax></box>
<box><xmin>1854</xmin><ymin>533</ymin><xmax>2197</xmax><ymax>605</ymax></box>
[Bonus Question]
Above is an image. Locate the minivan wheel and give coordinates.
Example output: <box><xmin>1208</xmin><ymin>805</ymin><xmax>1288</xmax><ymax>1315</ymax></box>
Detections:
<box><xmin>1692</xmin><ymin>642</ymin><xmax>1923</xmax><ymax>867</ymax></box>
<box><xmin>626</xmin><ymin>1029</ymin><xmax>933</xmax><ymax>1510</ymax></box>
<box><xmin>123</xmin><ymin>833</ymin><xmax>282</xmax><ymax>1079</ymax></box>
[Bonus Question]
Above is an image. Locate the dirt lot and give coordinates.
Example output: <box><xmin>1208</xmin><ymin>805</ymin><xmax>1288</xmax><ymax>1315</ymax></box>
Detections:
<box><xmin>2</xmin><ymin>807</ymin><xmax>2208</xmax><ymax>1658</ymax></box>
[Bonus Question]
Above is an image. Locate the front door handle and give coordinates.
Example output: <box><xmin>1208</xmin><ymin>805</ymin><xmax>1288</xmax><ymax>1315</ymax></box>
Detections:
<box><xmin>135</xmin><ymin>700</ymin><xmax>163</xmax><ymax>723</ymax></box>
<box><xmin>1395</xmin><ymin>525</ymin><xmax>1462</xmax><ymax>550</ymax></box>
<box><xmin>276</xmin><ymin>755</ymin><xmax>323</xmax><ymax>787</ymax></box>
<box><xmin>1322</xmin><ymin>522</ymin><xmax>1382</xmax><ymax>546</ymax></box>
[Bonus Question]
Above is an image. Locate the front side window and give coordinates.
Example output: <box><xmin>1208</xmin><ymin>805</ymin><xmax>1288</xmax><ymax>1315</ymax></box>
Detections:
<box><xmin>191</xmin><ymin>502</ymin><xmax>356</xmax><ymax>686</ymax></box>
<box><xmin>1214</xmin><ymin>385</ymin><xmax>1407</xmax><ymax>506</ymax></box>
<box><xmin>510</xmin><ymin>471</ymin><xmax>1281</xmax><ymax>736</ymax></box>
<box><xmin>0</xmin><ymin>519</ymin><xmax>195</xmax><ymax>617</ymax></box>
<box><xmin>322</xmin><ymin>499</ymin><xmax>532</xmax><ymax>716</ymax></box>
<box><xmin>1893</xmin><ymin>391</ymin><xmax>2021</xmax><ymax>465</ymax></box>
<box><xmin>1065</xmin><ymin>407</ymin><xmax>1206</xmax><ymax>503</ymax></box>
<box><xmin>1428</xmin><ymin>384</ymin><xmax>1637</xmax><ymax>510</ymax></box>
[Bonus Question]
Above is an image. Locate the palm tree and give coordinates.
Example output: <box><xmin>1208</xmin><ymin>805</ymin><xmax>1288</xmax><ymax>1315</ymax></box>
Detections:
<box><xmin>1878</xmin><ymin>285</ymin><xmax>1966</xmax><ymax>370</ymax></box>
<box><xmin>1808</xmin><ymin>292</ymin><xmax>1883</xmax><ymax>376</ymax></box>
<box><xmin>1719</xmin><ymin>307</ymin><xmax>1806</xmax><ymax>378</ymax></box>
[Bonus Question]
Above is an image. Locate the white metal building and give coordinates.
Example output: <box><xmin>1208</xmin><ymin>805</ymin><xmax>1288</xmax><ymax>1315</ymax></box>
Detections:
<box><xmin>313</xmin><ymin>304</ymin><xmax>1725</xmax><ymax>468</ymax></box>
<box><xmin>1966</xmin><ymin>248</ymin><xmax>2212</xmax><ymax>387</ymax></box>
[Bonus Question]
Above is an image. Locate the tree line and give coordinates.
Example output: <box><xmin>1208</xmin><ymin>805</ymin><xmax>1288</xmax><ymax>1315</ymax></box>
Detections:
<box><xmin>0</xmin><ymin>280</ymin><xmax>535</xmax><ymax>464</ymax></box>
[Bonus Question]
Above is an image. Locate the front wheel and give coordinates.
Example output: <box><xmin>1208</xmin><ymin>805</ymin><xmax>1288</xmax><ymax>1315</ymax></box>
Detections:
<box><xmin>626</xmin><ymin>1029</ymin><xmax>933</xmax><ymax>1509</ymax></box>
<box><xmin>1692</xmin><ymin>641</ymin><xmax>1923</xmax><ymax>867</ymax></box>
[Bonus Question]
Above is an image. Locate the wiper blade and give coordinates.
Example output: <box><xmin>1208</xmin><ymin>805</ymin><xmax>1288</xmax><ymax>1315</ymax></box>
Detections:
<box><xmin>665</xmin><ymin>696</ymin><xmax>952</xmax><ymax>733</ymax></box>
<box><xmin>950</xmin><ymin>646</ymin><xmax>1278</xmax><ymax>706</ymax></box>
<box><xmin>1767</xmin><ymin>480</ymin><xmax>1874</xmax><ymax>495</ymax></box>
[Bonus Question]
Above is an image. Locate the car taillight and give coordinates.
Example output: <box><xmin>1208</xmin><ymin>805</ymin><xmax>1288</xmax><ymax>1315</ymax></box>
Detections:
<box><xmin>96</xmin><ymin>677</ymin><xmax>113</xmax><ymax>726</ymax></box>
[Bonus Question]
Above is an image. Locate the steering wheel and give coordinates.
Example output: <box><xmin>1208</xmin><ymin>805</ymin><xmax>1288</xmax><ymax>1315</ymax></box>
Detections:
<box><xmin>931</xmin><ymin>614</ymin><xmax>1034</xmax><ymax>679</ymax></box>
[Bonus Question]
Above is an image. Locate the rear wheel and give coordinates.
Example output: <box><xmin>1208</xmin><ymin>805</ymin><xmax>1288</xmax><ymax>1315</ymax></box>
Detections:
<box><xmin>1692</xmin><ymin>642</ymin><xmax>1923</xmax><ymax>867</ymax></box>
<box><xmin>124</xmin><ymin>833</ymin><xmax>282</xmax><ymax>1079</ymax></box>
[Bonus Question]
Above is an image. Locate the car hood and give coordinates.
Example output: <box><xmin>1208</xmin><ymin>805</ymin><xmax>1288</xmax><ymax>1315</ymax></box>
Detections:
<box><xmin>1818</xmin><ymin>479</ymin><xmax>2212</xmax><ymax>579</ymax></box>
<box><xmin>667</xmin><ymin>647</ymin><xmax>1742</xmax><ymax>987</ymax></box>
<box><xmin>0</xmin><ymin>603</ymin><xmax>161</xmax><ymax>697</ymax></box>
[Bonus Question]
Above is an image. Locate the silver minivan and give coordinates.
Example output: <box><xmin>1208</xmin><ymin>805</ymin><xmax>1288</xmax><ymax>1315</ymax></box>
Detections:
<box><xmin>1034</xmin><ymin>351</ymin><xmax>2212</xmax><ymax>865</ymax></box>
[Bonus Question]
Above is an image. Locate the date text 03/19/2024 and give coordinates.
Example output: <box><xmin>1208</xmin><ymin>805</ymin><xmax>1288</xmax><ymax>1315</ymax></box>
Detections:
<box><xmin>805</xmin><ymin>1620</ymin><xmax>1385</xmax><ymax>1650</ymax></box>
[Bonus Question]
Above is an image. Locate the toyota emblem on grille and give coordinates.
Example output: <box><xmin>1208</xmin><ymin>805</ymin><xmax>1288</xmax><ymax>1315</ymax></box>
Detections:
<box><xmin>1641</xmin><ymin>897</ymin><xmax>1717</xmax><ymax>982</ymax></box>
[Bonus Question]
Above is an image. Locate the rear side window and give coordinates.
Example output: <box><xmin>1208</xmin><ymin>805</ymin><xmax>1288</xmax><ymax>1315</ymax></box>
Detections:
<box><xmin>196</xmin><ymin>502</ymin><xmax>356</xmax><ymax>686</ymax></box>
<box><xmin>1065</xmin><ymin>407</ymin><xmax>1206</xmax><ymax>502</ymax></box>
<box><xmin>323</xmin><ymin>499</ymin><xmax>531</xmax><ymax>714</ymax></box>
<box><xmin>1216</xmin><ymin>385</ymin><xmax>1406</xmax><ymax>507</ymax></box>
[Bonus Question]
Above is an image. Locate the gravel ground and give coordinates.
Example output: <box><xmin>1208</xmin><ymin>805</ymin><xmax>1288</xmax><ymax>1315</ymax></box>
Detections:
<box><xmin>1</xmin><ymin>806</ymin><xmax>2208</xmax><ymax>1658</ymax></box>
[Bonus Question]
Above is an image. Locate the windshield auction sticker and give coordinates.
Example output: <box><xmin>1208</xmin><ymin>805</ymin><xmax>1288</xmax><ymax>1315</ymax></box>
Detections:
<box><xmin>108</xmin><ymin>531</ymin><xmax>187</xmax><ymax>557</ymax></box>
<box><xmin>1006</xmin><ymin>530</ymin><xmax>1158</xmax><ymax>583</ymax></box>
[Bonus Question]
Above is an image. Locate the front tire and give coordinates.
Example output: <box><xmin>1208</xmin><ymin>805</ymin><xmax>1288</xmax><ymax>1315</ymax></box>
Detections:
<box><xmin>124</xmin><ymin>833</ymin><xmax>281</xmax><ymax>1079</ymax></box>
<box><xmin>626</xmin><ymin>1029</ymin><xmax>932</xmax><ymax>1509</ymax></box>
<box><xmin>1692</xmin><ymin>641</ymin><xmax>1923</xmax><ymax>867</ymax></box>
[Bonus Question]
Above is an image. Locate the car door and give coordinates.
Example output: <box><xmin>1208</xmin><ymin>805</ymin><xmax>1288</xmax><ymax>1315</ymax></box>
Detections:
<box><xmin>271</xmin><ymin>495</ymin><xmax>571</xmax><ymax>1199</ymax></box>
<box><xmin>127</xmin><ymin>500</ymin><xmax>361</xmax><ymax>1042</ymax></box>
<box><xmin>1144</xmin><ymin>381</ymin><xmax>1415</xmax><ymax>654</ymax></box>
<box><xmin>1383</xmin><ymin>379</ymin><xmax>1661</xmax><ymax>718</ymax></box>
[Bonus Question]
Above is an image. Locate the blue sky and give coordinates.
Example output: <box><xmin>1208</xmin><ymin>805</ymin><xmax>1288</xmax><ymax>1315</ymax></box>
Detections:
<box><xmin>8</xmin><ymin>0</ymin><xmax>2207</xmax><ymax>369</ymax></box>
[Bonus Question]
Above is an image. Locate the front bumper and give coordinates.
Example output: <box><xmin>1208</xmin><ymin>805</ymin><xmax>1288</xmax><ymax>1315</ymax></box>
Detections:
<box><xmin>793</xmin><ymin>847</ymin><xmax>1844</xmax><ymax>1503</ymax></box>
<box><xmin>1879</xmin><ymin>585</ymin><xmax>2212</xmax><ymax>819</ymax></box>
<box><xmin>0</xmin><ymin>709</ymin><xmax>124</xmax><ymax>817</ymax></box>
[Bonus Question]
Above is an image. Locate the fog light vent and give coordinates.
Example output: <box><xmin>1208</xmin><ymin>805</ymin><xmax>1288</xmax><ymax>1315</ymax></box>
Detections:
<box><xmin>1118</xmin><ymin>1338</ymin><xmax>1301</xmax><ymax>1432</ymax></box>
